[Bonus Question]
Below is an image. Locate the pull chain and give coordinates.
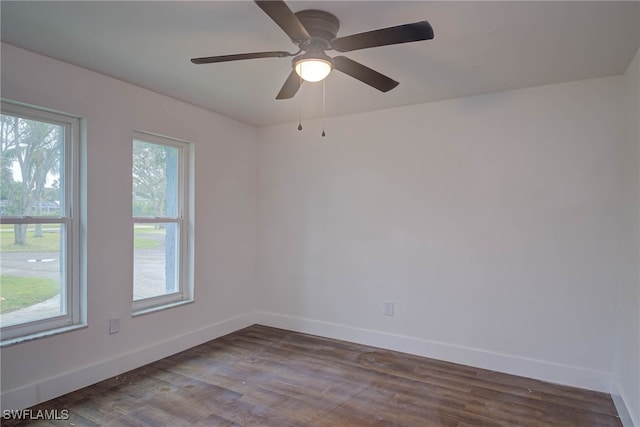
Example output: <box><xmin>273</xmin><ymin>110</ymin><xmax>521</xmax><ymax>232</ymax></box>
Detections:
<box><xmin>321</xmin><ymin>79</ymin><xmax>326</xmax><ymax>137</ymax></box>
<box><xmin>297</xmin><ymin>67</ymin><xmax>303</xmax><ymax>131</ymax></box>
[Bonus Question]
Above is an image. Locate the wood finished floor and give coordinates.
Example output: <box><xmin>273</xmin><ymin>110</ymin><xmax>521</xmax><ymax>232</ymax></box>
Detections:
<box><xmin>7</xmin><ymin>324</ymin><xmax>621</xmax><ymax>426</ymax></box>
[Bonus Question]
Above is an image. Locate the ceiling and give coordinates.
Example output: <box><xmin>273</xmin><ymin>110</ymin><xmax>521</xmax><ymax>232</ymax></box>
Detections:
<box><xmin>1</xmin><ymin>1</ymin><xmax>639</xmax><ymax>127</ymax></box>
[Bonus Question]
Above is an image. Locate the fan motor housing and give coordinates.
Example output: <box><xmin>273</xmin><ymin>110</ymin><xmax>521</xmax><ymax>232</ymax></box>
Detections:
<box><xmin>295</xmin><ymin>9</ymin><xmax>340</xmax><ymax>48</ymax></box>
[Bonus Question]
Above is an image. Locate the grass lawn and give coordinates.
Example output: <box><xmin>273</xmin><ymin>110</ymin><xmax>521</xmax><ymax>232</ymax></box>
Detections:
<box><xmin>0</xmin><ymin>226</ymin><xmax>162</xmax><ymax>251</ymax></box>
<box><xmin>134</xmin><ymin>226</ymin><xmax>165</xmax><ymax>249</ymax></box>
<box><xmin>0</xmin><ymin>228</ymin><xmax>61</xmax><ymax>252</ymax></box>
<box><xmin>0</xmin><ymin>275</ymin><xmax>59</xmax><ymax>314</ymax></box>
<box><xmin>135</xmin><ymin>237</ymin><xmax>163</xmax><ymax>249</ymax></box>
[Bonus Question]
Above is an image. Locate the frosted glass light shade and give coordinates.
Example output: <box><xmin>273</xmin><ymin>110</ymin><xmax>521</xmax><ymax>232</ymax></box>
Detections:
<box><xmin>294</xmin><ymin>58</ymin><xmax>332</xmax><ymax>82</ymax></box>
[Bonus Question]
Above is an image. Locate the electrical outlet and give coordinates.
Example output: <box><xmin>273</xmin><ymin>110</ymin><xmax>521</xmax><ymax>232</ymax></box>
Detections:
<box><xmin>109</xmin><ymin>317</ymin><xmax>120</xmax><ymax>334</ymax></box>
<box><xmin>384</xmin><ymin>301</ymin><xmax>394</xmax><ymax>316</ymax></box>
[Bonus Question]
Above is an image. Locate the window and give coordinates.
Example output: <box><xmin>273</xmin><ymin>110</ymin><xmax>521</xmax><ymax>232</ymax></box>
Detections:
<box><xmin>132</xmin><ymin>132</ymin><xmax>192</xmax><ymax>313</ymax></box>
<box><xmin>0</xmin><ymin>101</ymin><xmax>82</xmax><ymax>342</ymax></box>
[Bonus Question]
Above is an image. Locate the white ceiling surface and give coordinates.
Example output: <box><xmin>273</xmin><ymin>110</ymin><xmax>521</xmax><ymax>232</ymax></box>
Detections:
<box><xmin>1</xmin><ymin>1</ymin><xmax>639</xmax><ymax>127</ymax></box>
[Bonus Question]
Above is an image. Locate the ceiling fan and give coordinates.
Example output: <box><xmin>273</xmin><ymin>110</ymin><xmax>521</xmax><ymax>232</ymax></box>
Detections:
<box><xmin>191</xmin><ymin>0</ymin><xmax>434</xmax><ymax>100</ymax></box>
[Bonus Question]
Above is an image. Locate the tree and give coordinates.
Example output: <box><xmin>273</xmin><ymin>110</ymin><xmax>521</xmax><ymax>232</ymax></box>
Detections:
<box><xmin>132</xmin><ymin>141</ymin><xmax>168</xmax><ymax>217</ymax></box>
<box><xmin>0</xmin><ymin>114</ymin><xmax>62</xmax><ymax>245</ymax></box>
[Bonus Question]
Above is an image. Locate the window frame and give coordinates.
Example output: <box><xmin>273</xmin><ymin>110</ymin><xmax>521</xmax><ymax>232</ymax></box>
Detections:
<box><xmin>0</xmin><ymin>100</ymin><xmax>82</xmax><ymax>343</ymax></box>
<box><xmin>131</xmin><ymin>131</ymin><xmax>193</xmax><ymax>314</ymax></box>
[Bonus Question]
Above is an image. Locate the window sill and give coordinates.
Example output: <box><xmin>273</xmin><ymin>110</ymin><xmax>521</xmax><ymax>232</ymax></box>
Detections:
<box><xmin>1</xmin><ymin>323</ymin><xmax>88</xmax><ymax>348</ymax></box>
<box><xmin>132</xmin><ymin>299</ymin><xmax>194</xmax><ymax>317</ymax></box>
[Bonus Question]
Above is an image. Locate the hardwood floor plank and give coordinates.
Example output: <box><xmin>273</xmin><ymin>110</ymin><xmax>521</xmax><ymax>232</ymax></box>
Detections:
<box><xmin>5</xmin><ymin>325</ymin><xmax>622</xmax><ymax>426</ymax></box>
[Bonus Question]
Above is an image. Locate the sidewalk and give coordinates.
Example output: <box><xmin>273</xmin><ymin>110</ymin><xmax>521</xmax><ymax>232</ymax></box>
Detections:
<box><xmin>1</xmin><ymin>295</ymin><xmax>61</xmax><ymax>326</ymax></box>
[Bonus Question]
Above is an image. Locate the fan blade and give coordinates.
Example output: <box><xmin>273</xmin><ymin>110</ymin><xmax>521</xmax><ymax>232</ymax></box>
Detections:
<box><xmin>254</xmin><ymin>1</ymin><xmax>311</xmax><ymax>44</ymax></box>
<box><xmin>191</xmin><ymin>51</ymin><xmax>292</xmax><ymax>64</ymax></box>
<box><xmin>331</xmin><ymin>21</ymin><xmax>434</xmax><ymax>52</ymax></box>
<box><xmin>276</xmin><ymin>70</ymin><xmax>302</xmax><ymax>99</ymax></box>
<box><xmin>333</xmin><ymin>56</ymin><xmax>399</xmax><ymax>92</ymax></box>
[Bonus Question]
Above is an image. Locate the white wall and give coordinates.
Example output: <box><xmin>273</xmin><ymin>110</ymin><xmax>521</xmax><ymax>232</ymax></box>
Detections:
<box><xmin>613</xmin><ymin>46</ymin><xmax>640</xmax><ymax>427</ymax></box>
<box><xmin>0</xmin><ymin>44</ymin><xmax>258</xmax><ymax>410</ymax></box>
<box><xmin>257</xmin><ymin>75</ymin><xmax>627</xmax><ymax>393</ymax></box>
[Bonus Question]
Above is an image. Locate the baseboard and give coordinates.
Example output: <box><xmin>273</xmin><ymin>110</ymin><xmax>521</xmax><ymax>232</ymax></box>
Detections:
<box><xmin>611</xmin><ymin>376</ymin><xmax>638</xmax><ymax>427</ymax></box>
<box><xmin>256</xmin><ymin>311</ymin><xmax>613</xmax><ymax>394</ymax></box>
<box><xmin>1</xmin><ymin>312</ymin><xmax>258</xmax><ymax>411</ymax></box>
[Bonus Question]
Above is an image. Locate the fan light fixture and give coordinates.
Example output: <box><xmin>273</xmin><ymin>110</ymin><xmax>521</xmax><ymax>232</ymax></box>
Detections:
<box><xmin>294</xmin><ymin>56</ymin><xmax>333</xmax><ymax>82</ymax></box>
<box><xmin>191</xmin><ymin>3</ymin><xmax>435</xmax><ymax>99</ymax></box>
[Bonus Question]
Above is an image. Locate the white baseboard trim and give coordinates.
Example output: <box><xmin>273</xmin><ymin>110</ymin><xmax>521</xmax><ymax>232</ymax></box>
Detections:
<box><xmin>256</xmin><ymin>311</ymin><xmax>613</xmax><ymax>394</ymax></box>
<box><xmin>1</xmin><ymin>312</ymin><xmax>258</xmax><ymax>411</ymax></box>
<box><xmin>611</xmin><ymin>376</ymin><xmax>638</xmax><ymax>427</ymax></box>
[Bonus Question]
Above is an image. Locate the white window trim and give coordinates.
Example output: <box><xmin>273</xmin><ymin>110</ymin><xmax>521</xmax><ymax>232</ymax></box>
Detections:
<box><xmin>132</xmin><ymin>131</ymin><xmax>193</xmax><ymax>314</ymax></box>
<box><xmin>0</xmin><ymin>100</ymin><xmax>83</xmax><ymax>344</ymax></box>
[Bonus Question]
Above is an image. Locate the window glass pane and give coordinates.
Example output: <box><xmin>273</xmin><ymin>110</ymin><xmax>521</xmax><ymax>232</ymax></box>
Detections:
<box><xmin>0</xmin><ymin>223</ymin><xmax>65</xmax><ymax>327</ymax></box>
<box><xmin>1</xmin><ymin>114</ymin><xmax>64</xmax><ymax>217</ymax></box>
<box><xmin>0</xmin><ymin>102</ymin><xmax>80</xmax><ymax>341</ymax></box>
<box><xmin>132</xmin><ymin>140</ymin><xmax>179</xmax><ymax>218</ymax></box>
<box><xmin>133</xmin><ymin>222</ymin><xmax>179</xmax><ymax>301</ymax></box>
